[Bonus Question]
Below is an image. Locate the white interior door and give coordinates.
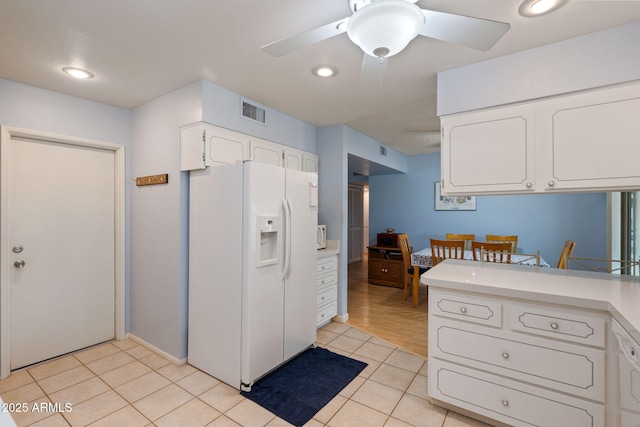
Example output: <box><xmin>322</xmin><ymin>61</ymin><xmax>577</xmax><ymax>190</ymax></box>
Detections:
<box><xmin>8</xmin><ymin>136</ymin><xmax>116</xmax><ymax>370</ymax></box>
<box><xmin>348</xmin><ymin>185</ymin><xmax>364</xmax><ymax>263</ymax></box>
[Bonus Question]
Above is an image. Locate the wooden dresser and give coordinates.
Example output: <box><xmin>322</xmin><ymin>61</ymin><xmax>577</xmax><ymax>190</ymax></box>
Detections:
<box><xmin>367</xmin><ymin>245</ymin><xmax>404</xmax><ymax>288</ymax></box>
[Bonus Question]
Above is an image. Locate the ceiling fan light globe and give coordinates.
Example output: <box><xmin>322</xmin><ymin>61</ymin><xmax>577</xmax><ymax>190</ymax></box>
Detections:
<box><xmin>347</xmin><ymin>0</ymin><xmax>424</xmax><ymax>58</ymax></box>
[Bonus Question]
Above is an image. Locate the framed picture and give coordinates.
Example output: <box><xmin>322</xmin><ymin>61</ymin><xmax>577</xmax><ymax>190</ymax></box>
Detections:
<box><xmin>434</xmin><ymin>182</ymin><xmax>476</xmax><ymax>211</ymax></box>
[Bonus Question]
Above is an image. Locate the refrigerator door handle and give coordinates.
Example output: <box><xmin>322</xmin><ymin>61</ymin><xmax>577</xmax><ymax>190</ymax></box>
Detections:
<box><xmin>284</xmin><ymin>197</ymin><xmax>293</xmax><ymax>279</ymax></box>
<box><xmin>280</xmin><ymin>197</ymin><xmax>293</xmax><ymax>280</ymax></box>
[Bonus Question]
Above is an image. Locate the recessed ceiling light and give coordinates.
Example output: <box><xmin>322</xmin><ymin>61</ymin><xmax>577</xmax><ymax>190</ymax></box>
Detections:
<box><xmin>312</xmin><ymin>66</ymin><xmax>337</xmax><ymax>78</ymax></box>
<box><xmin>62</xmin><ymin>67</ymin><xmax>95</xmax><ymax>79</ymax></box>
<box><xmin>530</xmin><ymin>0</ymin><xmax>556</xmax><ymax>14</ymax></box>
<box><xmin>519</xmin><ymin>0</ymin><xmax>561</xmax><ymax>16</ymax></box>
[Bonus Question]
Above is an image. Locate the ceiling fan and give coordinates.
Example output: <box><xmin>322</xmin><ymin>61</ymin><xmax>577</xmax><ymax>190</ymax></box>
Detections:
<box><xmin>262</xmin><ymin>0</ymin><xmax>510</xmax><ymax>83</ymax></box>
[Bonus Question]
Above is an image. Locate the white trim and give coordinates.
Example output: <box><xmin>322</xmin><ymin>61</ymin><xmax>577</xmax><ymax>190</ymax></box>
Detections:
<box><xmin>0</xmin><ymin>126</ymin><xmax>126</xmax><ymax>378</ymax></box>
<box><xmin>126</xmin><ymin>334</ymin><xmax>187</xmax><ymax>366</ymax></box>
<box><xmin>332</xmin><ymin>313</ymin><xmax>349</xmax><ymax>323</ymax></box>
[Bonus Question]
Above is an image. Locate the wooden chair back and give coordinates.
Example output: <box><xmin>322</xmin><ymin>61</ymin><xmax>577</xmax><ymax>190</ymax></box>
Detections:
<box><xmin>556</xmin><ymin>240</ymin><xmax>576</xmax><ymax>269</ymax></box>
<box><xmin>471</xmin><ymin>241</ymin><xmax>512</xmax><ymax>263</ymax></box>
<box><xmin>398</xmin><ymin>233</ymin><xmax>416</xmax><ymax>301</ymax></box>
<box><xmin>430</xmin><ymin>238</ymin><xmax>465</xmax><ymax>266</ymax></box>
<box><xmin>486</xmin><ymin>234</ymin><xmax>518</xmax><ymax>253</ymax></box>
<box><xmin>445</xmin><ymin>233</ymin><xmax>475</xmax><ymax>251</ymax></box>
<box><xmin>398</xmin><ymin>233</ymin><xmax>411</xmax><ymax>272</ymax></box>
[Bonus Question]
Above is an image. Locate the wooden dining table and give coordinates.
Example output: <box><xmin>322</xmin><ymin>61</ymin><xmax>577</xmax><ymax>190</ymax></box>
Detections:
<box><xmin>409</xmin><ymin>247</ymin><xmax>550</xmax><ymax>308</ymax></box>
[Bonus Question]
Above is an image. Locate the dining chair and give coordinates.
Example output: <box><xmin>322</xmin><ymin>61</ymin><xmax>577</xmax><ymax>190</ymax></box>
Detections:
<box><xmin>556</xmin><ymin>240</ymin><xmax>576</xmax><ymax>269</ymax></box>
<box><xmin>398</xmin><ymin>234</ymin><xmax>427</xmax><ymax>301</ymax></box>
<box><xmin>445</xmin><ymin>233</ymin><xmax>475</xmax><ymax>251</ymax></box>
<box><xmin>486</xmin><ymin>234</ymin><xmax>518</xmax><ymax>253</ymax></box>
<box><xmin>430</xmin><ymin>238</ymin><xmax>465</xmax><ymax>266</ymax></box>
<box><xmin>471</xmin><ymin>241</ymin><xmax>512</xmax><ymax>263</ymax></box>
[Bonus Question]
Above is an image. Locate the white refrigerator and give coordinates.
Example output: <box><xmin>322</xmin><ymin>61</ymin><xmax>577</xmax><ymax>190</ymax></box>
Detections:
<box><xmin>188</xmin><ymin>160</ymin><xmax>318</xmax><ymax>390</ymax></box>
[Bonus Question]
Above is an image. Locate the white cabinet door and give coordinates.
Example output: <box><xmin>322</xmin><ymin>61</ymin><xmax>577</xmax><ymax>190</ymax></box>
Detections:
<box><xmin>251</xmin><ymin>137</ymin><xmax>283</xmax><ymax>167</ymax></box>
<box><xmin>441</xmin><ymin>105</ymin><xmax>536</xmax><ymax>195</ymax></box>
<box><xmin>302</xmin><ymin>152</ymin><xmax>319</xmax><ymax>174</ymax></box>
<box><xmin>206</xmin><ymin>127</ymin><xmax>250</xmax><ymax>166</ymax></box>
<box><xmin>541</xmin><ymin>83</ymin><xmax>640</xmax><ymax>192</ymax></box>
<box><xmin>284</xmin><ymin>147</ymin><xmax>302</xmax><ymax>170</ymax></box>
<box><xmin>284</xmin><ymin>147</ymin><xmax>318</xmax><ymax>173</ymax></box>
<box><xmin>181</xmin><ymin>123</ymin><xmax>250</xmax><ymax>170</ymax></box>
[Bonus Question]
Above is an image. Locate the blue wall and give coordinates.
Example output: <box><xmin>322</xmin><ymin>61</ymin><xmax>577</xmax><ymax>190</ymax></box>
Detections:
<box><xmin>369</xmin><ymin>153</ymin><xmax>608</xmax><ymax>266</ymax></box>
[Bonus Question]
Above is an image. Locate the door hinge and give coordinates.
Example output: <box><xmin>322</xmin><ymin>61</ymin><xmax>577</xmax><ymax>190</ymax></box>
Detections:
<box><xmin>202</xmin><ymin>130</ymin><xmax>206</xmax><ymax>163</ymax></box>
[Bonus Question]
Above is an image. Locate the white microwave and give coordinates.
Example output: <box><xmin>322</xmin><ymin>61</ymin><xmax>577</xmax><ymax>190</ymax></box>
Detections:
<box><xmin>317</xmin><ymin>225</ymin><xmax>327</xmax><ymax>249</ymax></box>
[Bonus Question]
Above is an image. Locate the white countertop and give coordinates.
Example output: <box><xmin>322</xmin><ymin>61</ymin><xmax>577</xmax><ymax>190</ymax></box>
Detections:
<box><xmin>317</xmin><ymin>240</ymin><xmax>340</xmax><ymax>258</ymax></box>
<box><xmin>421</xmin><ymin>259</ymin><xmax>640</xmax><ymax>343</ymax></box>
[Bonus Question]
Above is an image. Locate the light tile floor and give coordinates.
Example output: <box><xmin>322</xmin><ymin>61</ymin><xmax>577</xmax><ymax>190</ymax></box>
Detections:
<box><xmin>0</xmin><ymin>323</ymin><xmax>491</xmax><ymax>427</ymax></box>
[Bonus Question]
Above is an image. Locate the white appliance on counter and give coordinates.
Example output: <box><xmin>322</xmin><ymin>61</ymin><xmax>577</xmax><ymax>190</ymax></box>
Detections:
<box><xmin>188</xmin><ymin>160</ymin><xmax>318</xmax><ymax>391</ymax></box>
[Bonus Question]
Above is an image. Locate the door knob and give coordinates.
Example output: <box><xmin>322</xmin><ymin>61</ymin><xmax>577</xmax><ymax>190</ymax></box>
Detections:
<box><xmin>14</xmin><ymin>260</ymin><xmax>25</xmax><ymax>268</ymax></box>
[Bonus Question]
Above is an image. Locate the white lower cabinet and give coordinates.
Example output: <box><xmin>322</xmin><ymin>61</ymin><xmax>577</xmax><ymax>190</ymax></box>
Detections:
<box><xmin>613</xmin><ymin>319</ymin><xmax>640</xmax><ymax>427</ymax></box>
<box><xmin>429</xmin><ymin>288</ymin><xmax>607</xmax><ymax>426</ymax></box>
<box><xmin>316</xmin><ymin>255</ymin><xmax>338</xmax><ymax>327</ymax></box>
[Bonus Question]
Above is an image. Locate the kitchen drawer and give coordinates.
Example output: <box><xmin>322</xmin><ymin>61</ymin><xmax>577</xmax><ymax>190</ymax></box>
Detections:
<box><xmin>317</xmin><ymin>285</ymin><xmax>337</xmax><ymax>307</ymax></box>
<box><xmin>429</xmin><ymin>289</ymin><xmax>502</xmax><ymax>328</ymax></box>
<box><xmin>317</xmin><ymin>256</ymin><xmax>337</xmax><ymax>274</ymax></box>
<box><xmin>511</xmin><ymin>304</ymin><xmax>606</xmax><ymax>348</ymax></box>
<box><xmin>317</xmin><ymin>301</ymin><xmax>337</xmax><ymax>327</ymax></box>
<box><xmin>429</xmin><ymin>359</ymin><xmax>605</xmax><ymax>427</ymax></box>
<box><xmin>317</xmin><ymin>271</ymin><xmax>337</xmax><ymax>288</ymax></box>
<box><xmin>430</xmin><ymin>317</ymin><xmax>605</xmax><ymax>401</ymax></box>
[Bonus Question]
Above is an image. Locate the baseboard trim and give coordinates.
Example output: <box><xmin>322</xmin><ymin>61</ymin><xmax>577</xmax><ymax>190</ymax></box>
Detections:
<box><xmin>332</xmin><ymin>313</ymin><xmax>349</xmax><ymax>323</ymax></box>
<box><xmin>125</xmin><ymin>334</ymin><xmax>187</xmax><ymax>366</ymax></box>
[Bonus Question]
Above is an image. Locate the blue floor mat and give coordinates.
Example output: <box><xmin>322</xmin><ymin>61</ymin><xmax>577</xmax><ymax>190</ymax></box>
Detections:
<box><xmin>241</xmin><ymin>346</ymin><xmax>368</xmax><ymax>426</ymax></box>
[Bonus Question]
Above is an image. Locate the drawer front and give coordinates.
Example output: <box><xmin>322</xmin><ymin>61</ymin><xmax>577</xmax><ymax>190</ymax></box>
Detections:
<box><xmin>431</xmin><ymin>318</ymin><xmax>605</xmax><ymax>401</ymax></box>
<box><xmin>316</xmin><ymin>301</ymin><xmax>337</xmax><ymax>326</ymax></box>
<box><xmin>429</xmin><ymin>289</ymin><xmax>502</xmax><ymax>327</ymax></box>
<box><xmin>317</xmin><ymin>271</ymin><xmax>337</xmax><ymax>288</ymax></box>
<box><xmin>511</xmin><ymin>304</ymin><xmax>605</xmax><ymax>348</ymax></box>
<box><xmin>429</xmin><ymin>359</ymin><xmax>604</xmax><ymax>427</ymax></box>
<box><xmin>317</xmin><ymin>257</ymin><xmax>337</xmax><ymax>274</ymax></box>
<box><xmin>317</xmin><ymin>285</ymin><xmax>337</xmax><ymax>306</ymax></box>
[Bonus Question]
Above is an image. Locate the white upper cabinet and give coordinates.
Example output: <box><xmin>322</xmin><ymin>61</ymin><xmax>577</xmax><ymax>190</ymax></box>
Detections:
<box><xmin>283</xmin><ymin>146</ymin><xmax>319</xmax><ymax>173</ymax></box>
<box><xmin>441</xmin><ymin>82</ymin><xmax>640</xmax><ymax>195</ymax></box>
<box><xmin>250</xmin><ymin>137</ymin><xmax>283</xmax><ymax>167</ymax></box>
<box><xmin>180</xmin><ymin>123</ymin><xmax>249</xmax><ymax>170</ymax></box>
<box><xmin>441</xmin><ymin>105</ymin><xmax>536</xmax><ymax>194</ymax></box>
<box><xmin>180</xmin><ymin>122</ymin><xmax>318</xmax><ymax>174</ymax></box>
<box><xmin>540</xmin><ymin>83</ymin><xmax>640</xmax><ymax>192</ymax></box>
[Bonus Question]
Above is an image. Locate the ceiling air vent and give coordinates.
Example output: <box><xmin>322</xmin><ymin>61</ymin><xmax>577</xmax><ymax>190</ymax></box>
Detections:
<box><xmin>241</xmin><ymin>99</ymin><xmax>266</xmax><ymax>124</ymax></box>
<box><xmin>380</xmin><ymin>145</ymin><xmax>387</xmax><ymax>156</ymax></box>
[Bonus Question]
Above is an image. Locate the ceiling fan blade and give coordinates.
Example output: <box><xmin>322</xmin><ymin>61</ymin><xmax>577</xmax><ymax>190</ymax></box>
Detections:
<box><xmin>261</xmin><ymin>18</ymin><xmax>349</xmax><ymax>57</ymax></box>
<box><xmin>361</xmin><ymin>54</ymin><xmax>388</xmax><ymax>85</ymax></box>
<box><xmin>418</xmin><ymin>9</ymin><xmax>510</xmax><ymax>51</ymax></box>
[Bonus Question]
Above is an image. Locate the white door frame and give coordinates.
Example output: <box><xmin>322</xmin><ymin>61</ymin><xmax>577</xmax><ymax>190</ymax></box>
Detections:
<box><xmin>0</xmin><ymin>126</ymin><xmax>126</xmax><ymax>378</ymax></box>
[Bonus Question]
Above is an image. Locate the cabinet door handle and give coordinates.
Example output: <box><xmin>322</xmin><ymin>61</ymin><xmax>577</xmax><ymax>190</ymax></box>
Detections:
<box><xmin>550</xmin><ymin>322</ymin><xmax>559</xmax><ymax>330</ymax></box>
<box><xmin>548</xmin><ymin>180</ymin><xmax>555</xmax><ymax>187</ymax></box>
<box><xmin>502</xmin><ymin>400</ymin><xmax>509</xmax><ymax>407</ymax></box>
<box><xmin>502</xmin><ymin>352</ymin><xmax>509</xmax><ymax>359</ymax></box>
<box><xmin>526</xmin><ymin>182</ymin><xmax>532</xmax><ymax>188</ymax></box>
<box><xmin>460</xmin><ymin>307</ymin><xmax>467</xmax><ymax>314</ymax></box>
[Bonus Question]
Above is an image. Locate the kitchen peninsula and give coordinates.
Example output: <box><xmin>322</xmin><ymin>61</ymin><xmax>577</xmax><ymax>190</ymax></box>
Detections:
<box><xmin>422</xmin><ymin>260</ymin><xmax>640</xmax><ymax>427</ymax></box>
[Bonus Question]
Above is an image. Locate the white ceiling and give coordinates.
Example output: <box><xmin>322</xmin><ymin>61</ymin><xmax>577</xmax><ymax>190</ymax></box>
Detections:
<box><xmin>1</xmin><ymin>0</ymin><xmax>638</xmax><ymax>155</ymax></box>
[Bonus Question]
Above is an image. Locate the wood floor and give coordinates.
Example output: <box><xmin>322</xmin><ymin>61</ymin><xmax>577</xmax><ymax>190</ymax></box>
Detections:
<box><xmin>346</xmin><ymin>256</ymin><xmax>428</xmax><ymax>358</ymax></box>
